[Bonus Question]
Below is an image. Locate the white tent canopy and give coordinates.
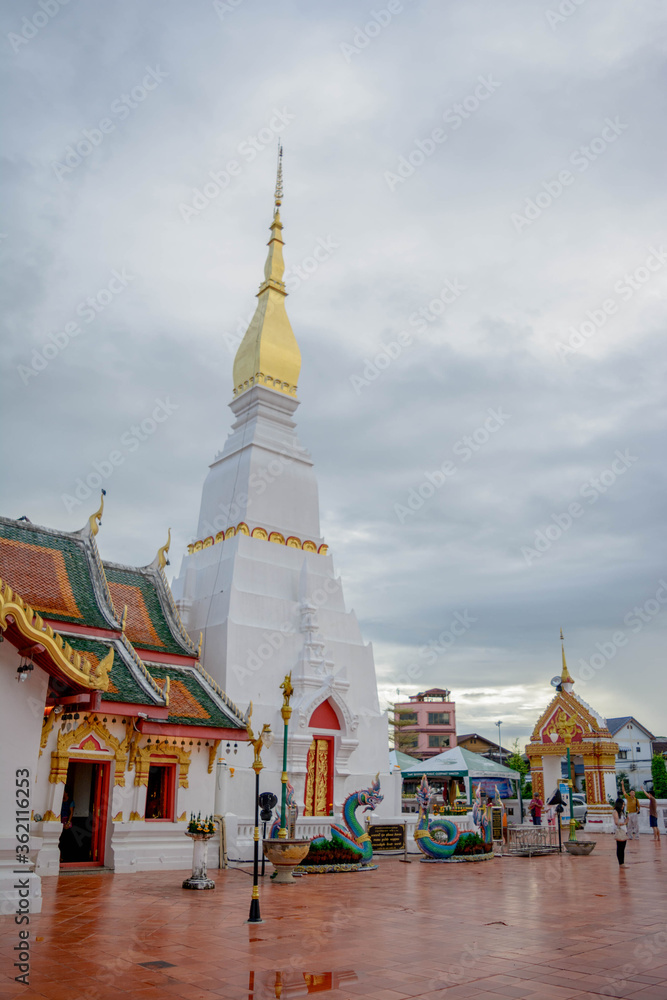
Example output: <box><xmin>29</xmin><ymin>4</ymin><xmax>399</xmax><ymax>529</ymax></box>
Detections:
<box><xmin>402</xmin><ymin>746</ymin><xmax>521</xmax><ymax>802</ymax></box>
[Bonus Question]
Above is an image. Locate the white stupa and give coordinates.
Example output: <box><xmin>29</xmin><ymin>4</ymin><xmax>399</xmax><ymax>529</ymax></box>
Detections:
<box><xmin>172</xmin><ymin>152</ymin><xmax>392</xmax><ymax>841</ymax></box>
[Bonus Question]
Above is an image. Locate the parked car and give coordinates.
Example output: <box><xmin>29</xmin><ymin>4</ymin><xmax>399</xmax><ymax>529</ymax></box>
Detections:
<box><xmin>570</xmin><ymin>794</ymin><xmax>587</xmax><ymax>822</ymax></box>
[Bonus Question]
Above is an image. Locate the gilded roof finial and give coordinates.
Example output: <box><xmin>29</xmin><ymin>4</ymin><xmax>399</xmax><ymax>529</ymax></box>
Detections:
<box><xmin>274</xmin><ymin>142</ymin><xmax>283</xmax><ymax>210</ymax></box>
<box><xmin>560</xmin><ymin>628</ymin><xmax>574</xmax><ymax>685</ymax></box>
<box><xmin>88</xmin><ymin>490</ymin><xmax>106</xmax><ymax>537</ymax></box>
<box><xmin>231</xmin><ymin>144</ymin><xmax>301</xmax><ymax>400</ymax></box>
<box><xmin>156</xmin><ymin>528</ymin><xmax>171</xmax><ymax>570</ymax></box>
<box><xmin>121</xmin><ymin>604</ymin><xmax>128</xmax><ymax>634</ymax></box>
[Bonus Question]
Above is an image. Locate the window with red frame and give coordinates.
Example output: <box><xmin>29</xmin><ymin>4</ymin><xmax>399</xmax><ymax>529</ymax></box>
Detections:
<box><xmin>145</xmin><ymin>763</ymin><xmax>176</xmax><ymax>821</ymax></box>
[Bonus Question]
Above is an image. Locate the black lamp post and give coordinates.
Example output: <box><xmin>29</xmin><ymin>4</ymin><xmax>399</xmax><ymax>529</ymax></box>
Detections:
<box><xmin>258</xmin><ymin>792</ymin><xmax>278</xmax><ymax>877</ymax></box>
<box><xmin>245</xmin><ymin>710</ymin><xmax>272</xmax><ymax>924</ymax></box>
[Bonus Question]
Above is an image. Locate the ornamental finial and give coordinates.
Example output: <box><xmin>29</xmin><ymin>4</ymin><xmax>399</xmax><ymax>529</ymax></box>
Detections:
<box><xmin>560</xmin><ymin>628</ymin><xmax>574</xmax><ymax>685</ymax></box>
<box><xmin>156</xmin><ymin>527</ymin><xmax>171</xmax><ymax>569</ymax></box>
<box><xmin>274</xmin><ymin>141</ymin><xmax>283</xmax><ymax>210</ymax></box>
<box><xmin>87</xmin><ymin>490</ymin><xmax>106</xmax><ymax>536</ymax></box>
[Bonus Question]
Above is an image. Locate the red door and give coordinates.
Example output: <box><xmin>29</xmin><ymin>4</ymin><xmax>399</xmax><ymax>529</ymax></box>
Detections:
<box><xmin>59</xmin><ymin>760</ymin><xmax>110</xmax><ymax>869</ymax></box>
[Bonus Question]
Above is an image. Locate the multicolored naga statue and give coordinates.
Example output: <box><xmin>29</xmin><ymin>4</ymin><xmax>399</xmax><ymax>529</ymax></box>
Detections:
<box><xmin>308</xmin><ymin>774</ymin><xmax>384</xmax><ymax>864</ymax></box>
<box><xmin>471</xmin><ymin>783</ymin><xmax>494</xmax><ymax>844</ymax></box>
<box><xmin>269</xmin><ymin>781</ymin><xmax>298</xmax><ymax>839</ymax></box>
<box><xmin>414</xmin><ymin>775</ymin><xmax>493</xmax><ymax>859</ymax></box>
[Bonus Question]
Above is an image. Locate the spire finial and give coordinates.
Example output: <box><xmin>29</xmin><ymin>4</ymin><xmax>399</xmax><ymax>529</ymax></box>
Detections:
<box><xmin>156</xmin><ymin>528</ymin><xmax>171</xmax><ymax>570</ymax></box>
<box><xmin>560</xmin><ymin>628</ymin><xmax>573</xmax><ymax>685</ymax></box>
<box><xmin>274</xmin><ymin>141</ymin><xmax>283</xmax><ymax>210</ymax></box>
<box><xmin>87</xmin><ymin>490</ymin><xmax>106</xmax><ymax>537</ymax></box>
<box><xmin>231</xmin><ymin>143</ymin><xmax>301</xmax><ymax>400</ymax></box>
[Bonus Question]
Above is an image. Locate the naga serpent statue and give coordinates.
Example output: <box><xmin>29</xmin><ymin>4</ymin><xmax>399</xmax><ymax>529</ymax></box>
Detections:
<box><xmin>307</xmin><ymin>774</ymin><xmax>384</xmax><ymax>864</ymax></box>
<box><xmin>414</xmin><ymin>775</ymin><xmax>493</xmax><ymax>859</ymax></box>
<box><xmin>269</xmin><ymin>781</ymin><xmax>298</xmax><ymax>839</ymax></box>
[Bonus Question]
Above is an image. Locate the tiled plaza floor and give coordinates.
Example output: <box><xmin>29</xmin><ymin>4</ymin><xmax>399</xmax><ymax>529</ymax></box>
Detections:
<box><xmin>1</xmin><ymin>834</ymin><xmax>665</xmax><ymax>1000</ymax></box>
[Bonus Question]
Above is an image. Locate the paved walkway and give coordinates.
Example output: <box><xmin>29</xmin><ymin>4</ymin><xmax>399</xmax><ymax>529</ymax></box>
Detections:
<box><xmin>1</xmin><ymin>835</ymin><xmax>665</xmax><ymax>1000</ymax></box>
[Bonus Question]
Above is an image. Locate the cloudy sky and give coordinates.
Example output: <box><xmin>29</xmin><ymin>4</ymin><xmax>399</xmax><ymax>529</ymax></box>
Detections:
<box><xmin>2</xmin><ymin>0</ymin><xmax>666</xmax><ymax>748</ymax></box>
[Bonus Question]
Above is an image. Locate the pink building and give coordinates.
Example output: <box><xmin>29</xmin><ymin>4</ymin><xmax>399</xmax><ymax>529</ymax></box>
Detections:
<box><xmin>393</xmin><ymin>688</ymin><xmax>457</xmax><ymax>760</ymax></box>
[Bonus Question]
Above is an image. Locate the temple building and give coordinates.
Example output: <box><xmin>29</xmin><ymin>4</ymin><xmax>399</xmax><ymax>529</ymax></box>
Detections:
<box><xmin>171</xmin><ymin>153</ymin><xmax>392</xmax><ymax>848</ymax></box>
<box><xmin>0</xmin><ymin>502</ymin><xmax>246</xmax><ymax>912</ymax></box>
<box><xmin>0</xmin><ymin>157</ymin><xmax>396</xmax><ymax>908</ymax></box>
<box><xmin>525</xmin><ymin>636</ymin><xmax>619</xmax><ymax>830</ymax></box>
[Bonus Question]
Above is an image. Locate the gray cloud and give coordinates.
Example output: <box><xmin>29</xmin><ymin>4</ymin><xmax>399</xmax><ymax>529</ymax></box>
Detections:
<box><xmin>1</xmin><ymin>0</ymin><xmax>666</xmax><ymax>747</ymax></box>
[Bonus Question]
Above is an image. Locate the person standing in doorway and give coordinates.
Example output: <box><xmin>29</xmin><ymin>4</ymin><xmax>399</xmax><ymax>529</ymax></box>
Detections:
<box><xmin>639</xmin><ymin>788</ymin><xmax>661</xmax><ymax>843</ymax></box>
<box><xmin>622</xmin><ymin>780</ymin><xmax>640</xmax><ymax>840</ymax></box>
<box><xmin>613</xmin><ymin>796</ymin><xmax>628</xmax><ymax>867</ymax></box>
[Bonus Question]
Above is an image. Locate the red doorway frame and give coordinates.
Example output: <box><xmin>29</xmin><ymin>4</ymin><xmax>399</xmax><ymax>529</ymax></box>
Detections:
<box><xmin>304</xmin><ymin>735</ymin><xmax>335</xmax><ymax>816</ymax></box>
<box><xmin>59</xmin><ymin>759</ymin><xmax>111</xmax><ymax>870</ymax></box>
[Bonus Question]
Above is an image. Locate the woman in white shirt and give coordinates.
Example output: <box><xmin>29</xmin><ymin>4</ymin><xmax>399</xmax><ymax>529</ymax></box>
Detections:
<box><xmin>613</xmin><ymin>796</ymin><xmax>628</xmax><ymax>867</ymax></box>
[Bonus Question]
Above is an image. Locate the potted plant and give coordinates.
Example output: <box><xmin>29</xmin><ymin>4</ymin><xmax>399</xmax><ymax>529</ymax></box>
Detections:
<box><xmin>183</xmin><ymin>813</ymin><xmax>216</xmax><ymax>890</ymax></box>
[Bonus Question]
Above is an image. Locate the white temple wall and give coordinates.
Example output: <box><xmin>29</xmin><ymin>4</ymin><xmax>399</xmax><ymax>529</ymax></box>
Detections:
<box><xmin>196</xmin><ymin>389</ymin><xmax>322</xmax><ymax>543</ymax></box>
<box><xmin>0</xmin><ymin>646</ymin><xmax>48</xmax><ymax>915</ymax></box>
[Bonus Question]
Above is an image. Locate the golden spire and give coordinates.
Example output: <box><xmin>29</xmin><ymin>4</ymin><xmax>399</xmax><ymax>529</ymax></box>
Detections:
<box><xmin>560</xmin><ymin>628</ymin><xmax>574</xmax><ymax>685</ymax></box>
<box><xmin>232</xmin><ymin>145</ymin><xmax>301</xmax><ymax>399</ymax></box>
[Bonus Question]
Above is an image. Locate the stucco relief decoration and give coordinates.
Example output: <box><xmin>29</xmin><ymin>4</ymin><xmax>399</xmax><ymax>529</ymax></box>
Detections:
<box><xmin>49</xmin><ymin>716</ymin><xmax>131</xmax><ymax>785</ymax></box>
<box><xmin>133</xmin><ymin>741</ymin><xmax>192</xmax><ymax>788</ymax></box>
<box><xmin>542</xmin><ymin>708</ymin><xmax>585</xmax><ymax>745</ymax></box>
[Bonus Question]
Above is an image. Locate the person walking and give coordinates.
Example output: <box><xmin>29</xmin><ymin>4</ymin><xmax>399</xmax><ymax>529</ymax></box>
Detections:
<box><xmin>613</xmin><ymin>796</ymin><xmax>628</xmax><ymax>867</ymax></box>
<box><xmin>639</xmin><ymin>788</ymin><xmax>661</xmax><ymax>843</ymax></box>
<box><xmin>622</xmin><ymin>780</ymin><xmax>640</xmax><ymax>840</ymax></box>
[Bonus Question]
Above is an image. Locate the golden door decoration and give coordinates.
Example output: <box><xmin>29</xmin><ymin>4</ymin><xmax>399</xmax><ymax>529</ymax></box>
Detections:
<box><xmin>303</xmin><ymin>738</ymin><xmax>332</xmax><ymax>816</ymax></box>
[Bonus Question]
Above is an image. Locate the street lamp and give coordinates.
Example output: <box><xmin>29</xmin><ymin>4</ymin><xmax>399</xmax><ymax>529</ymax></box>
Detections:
<box><xmin>495</xmin><ymin>721</ymin><xmax>503</xmax><ymax>765</ymax></box>
<box><xmin>245</xmin><ymin>707</ymin><xmax>273</xmax><ymax>923</ymax></box>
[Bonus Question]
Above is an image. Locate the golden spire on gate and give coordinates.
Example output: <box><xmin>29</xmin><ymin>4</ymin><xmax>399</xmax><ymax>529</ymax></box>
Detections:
<box><xmin>232</xmin><ymin>144</ymin><xmax>301</xmax><ymax>399</ymax></box>
<box><xmin>560</xmin><ymin>628</ymin><xmax>574</xmax><ymax>685</ymax></box>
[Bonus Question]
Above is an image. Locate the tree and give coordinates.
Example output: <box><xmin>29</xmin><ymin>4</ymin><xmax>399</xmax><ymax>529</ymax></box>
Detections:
<box><xmin>651</xmin><ymin>754</ymin><xmax>667</xmax><ymax>798</ymax></box>
<box><xmin>506</xmin><ymin>739</ymin><xmax>530</xmax><ymax>796</ymax></box>
<box><xmin>616</xmin><ymin>770</ymin><xmax>629</xmax><ymax>794</ymax></box>
<box><xmin>388</xmin><ymin>707</ymin><xmax>419</xmax><ymax>755</ymax></box>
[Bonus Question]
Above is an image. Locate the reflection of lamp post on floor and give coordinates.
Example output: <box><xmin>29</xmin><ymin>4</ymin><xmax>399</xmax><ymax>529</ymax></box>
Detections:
<box><xmin>245</xmin><ymin>705</ymin><xmax>273</xmax><ymax>924</ymax></box>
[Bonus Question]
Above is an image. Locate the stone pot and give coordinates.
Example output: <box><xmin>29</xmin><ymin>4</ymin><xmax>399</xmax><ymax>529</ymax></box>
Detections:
<box><xmin>564</xmin><ymin>840</ymin><xmax>596</xmax><ymax>856</ymax></box>
<box><xmin>183</xmin><ymin>832</ymin><xmax>215</xmax><ymax>889</ymax></box>
<box><xmin>262</xmin><ymin>838</ymin><xmax>311</xmax><ymax>884</ymax></box>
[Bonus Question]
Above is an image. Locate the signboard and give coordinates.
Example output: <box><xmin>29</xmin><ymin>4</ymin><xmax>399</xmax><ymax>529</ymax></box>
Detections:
<box><xmin>492</xmin><ymin>806</ymin><xmax>503</xmax><ymax>840</ymax></box>
<box><xmin>368</xmin><ymin>824</ymin><xmax>406</xmax><ymax>852</ymax></box>
<box><xmin>475</xmin><ymin>779</ymin><xmax>513</xmax><ymax>799</ymax></box>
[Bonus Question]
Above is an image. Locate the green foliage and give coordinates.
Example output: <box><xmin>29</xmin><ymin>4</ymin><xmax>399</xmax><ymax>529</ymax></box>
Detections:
<box><xmin>651</xmin><ymin>754</ymin><xmax>667</xmax><ymax>798</ymax></box>
<box><xmin>303</xmin><ymin>840</ymin><xmax>361</xmax><ymax>865</ymax></box>
<box><xmin>506</xmin><ymin>739</ymin><xmax>530</xmax><ymax>795</ymax></box>
<box><xmin>616</xmin><ymin>770</ymin><xmax>630</xmax><ymax>793</ymax></box>
<box><xmin>453</xmin><ymin>832</ymin><xmax>492</xmax><ymax>856</ymax></box>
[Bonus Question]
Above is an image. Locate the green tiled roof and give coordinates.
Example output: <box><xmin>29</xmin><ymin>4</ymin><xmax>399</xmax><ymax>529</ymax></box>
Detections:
<box><xmin>150</xmin><ymin>665</ymin><xmax>246</xmax><ymax>729</ymax></box>
<box><xmin>0</xmin><ymin>518</ymin><xmax>113</xmax><ymax>629</ymax></box>
<box><xmin>63</xmin><ymin>635</ymin><xmax>163</xmax><ymax>706</ymax></box>
<box><xmin>103</xmin><ymin>564</ymin><xmax>189</xmax><ymax>655</ymax></box>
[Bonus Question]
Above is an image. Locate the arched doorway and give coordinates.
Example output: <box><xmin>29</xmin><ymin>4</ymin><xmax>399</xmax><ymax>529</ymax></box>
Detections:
<box><xmin>303</xmin><ymin>700</ymin><xmax>339</xmax><ymax>816</ymax></box>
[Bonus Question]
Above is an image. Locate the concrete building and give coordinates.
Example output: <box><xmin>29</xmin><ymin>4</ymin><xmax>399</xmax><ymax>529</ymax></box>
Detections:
<box><xmin>392</xmin><ymin>689</ymin><xmax>457</xmax><ymax>760</ymax></box>
<box><xmin>606</xmin><ymin>717</ymin><xmax>656</xmax><ymax>790</ymax></box>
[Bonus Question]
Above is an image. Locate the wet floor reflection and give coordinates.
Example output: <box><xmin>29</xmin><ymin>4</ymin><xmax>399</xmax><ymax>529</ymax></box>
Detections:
<box><xmin>247</xmin><ymin>970</ymin><xmax>358</xmax><ymax>997</ymax></box>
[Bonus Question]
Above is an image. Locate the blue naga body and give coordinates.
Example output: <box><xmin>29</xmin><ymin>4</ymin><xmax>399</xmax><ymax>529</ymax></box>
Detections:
<box><xmin>413</xmin><ymin>775</ymin><xmax>493</xmax><ymax>859</ymax></box>
<box><xmin>308</xmin><ymin>775</ymin><xmax>384</xmax><ymax>864</ymax></box>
